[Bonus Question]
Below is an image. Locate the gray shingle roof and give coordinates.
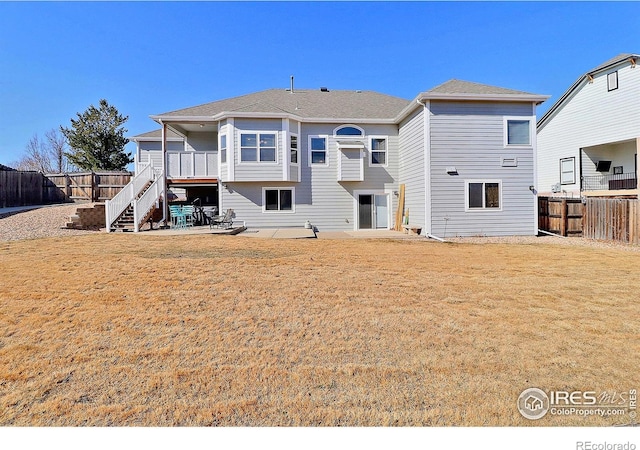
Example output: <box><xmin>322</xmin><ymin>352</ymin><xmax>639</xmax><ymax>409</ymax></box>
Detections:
<box><xmin>588</xmin><ymin>53</ymin><xmax>636</xmax><ymax>74</ymax></box>
<box><xmin>0</xmin><ymin>163</ymin><xmax>16</xmax><ymax>171</ymax></box>
<box><xmin>427</xmin><ymin>79</ymin><xmax>537</xmax><ymax>96</ymax></box>
<box><xmin>154</xmin><ymin>88</ymin><xmax>411</xmax><ymax>121</ymax></box>
<box><xmin>131</xmin><ymin>129</ymin><xmax>183</xmax><ymax>140</ymax></box>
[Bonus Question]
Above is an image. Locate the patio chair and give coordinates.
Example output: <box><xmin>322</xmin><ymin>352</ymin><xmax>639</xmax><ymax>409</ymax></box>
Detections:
<box><xmin>211</xmin><ymin>208</ymin><xmax>234</xmax><ymax>229</ymax></box>
<box><xmin>182</xmin><ymin>205</ymin><xmax>195</xmax><ymax>228</ymax></box>
<box><xmin>169</xmin><ymin>205</ymin><xmax>186</xmax><ymax>229</ymax></box>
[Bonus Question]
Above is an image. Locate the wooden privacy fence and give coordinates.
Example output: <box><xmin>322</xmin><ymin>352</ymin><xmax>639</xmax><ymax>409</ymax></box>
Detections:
<box><xmin>46</xmin><ymin>172</ymin><xmax>132</xmax><ymax>202</ymax></box>
<box><xmin>0</xmin><ymin>171</ymin><xmax>132</xmax><ymax>207</ymax></box>
<box><xmin>538</xmin><ymin>196</ymin><xmax>584</xmax><ymax>237</ymax></box>
<box><xmin>584</xmin><ymin>197</ymin><xmax>640</xmax><ymax>244</ymax></box>
<box><xmin>0</xmin><ymin>171</ymin><xmax>66</xmax><ymax>207</ymax></box>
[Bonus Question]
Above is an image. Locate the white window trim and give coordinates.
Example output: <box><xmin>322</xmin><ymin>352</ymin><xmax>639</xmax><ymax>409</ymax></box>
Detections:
<box><xmin>560</xmin><ymin>157</ymin><xmax>576</xmax><ymax>185</ymax></box>
<box><xmin>368</xmin><ymin>135</ymin><xmax>389</xmax><ymax>168</ymax></box>
<box><xmin>464</xmin><ymin>179</ymin><xmax>503</xmax><ymax>212</ymax></box>
<box><xmin>238</xmin><ymin>131</ymin><xmax>279</xmax><ymax>164</ymax></box>
<box><xmin>607</xmin><ymin>71</ymin><xmax>618</xmax><ymax>91</ymax></box>
<box><xmin>333</xmin><ymin>124</ymin><xmax>364</xmax><ymax>137</ymax></box>
<box><xmin>290</xmin><ymin>133</ymin><xmax>299</xmax><ymax>165</ymax></box>
<box><xmin>503</xmin><ymin>116</ymin><xmax>533</xmax><ymax>148</ymax></box>
<box><xmin>262</xmin><ymin>187</ymin><xmax>296</xmax><ymax>213</ymax></box>
<box><xmin>308</xmin><ymin>135</ymin><xmax>329</xmax><ymax>167</ymax></box>
<box><xmin>219</xmin><ymin>134</ymin><xmax>227</xmax><ymax>165</ymax></box>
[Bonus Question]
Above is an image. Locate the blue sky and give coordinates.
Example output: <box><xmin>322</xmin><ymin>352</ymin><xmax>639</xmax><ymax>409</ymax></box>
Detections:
<box><xmin>0</xmin><ymin>1</ymin><xmax>638</xmax><ymax>166</ymax></box>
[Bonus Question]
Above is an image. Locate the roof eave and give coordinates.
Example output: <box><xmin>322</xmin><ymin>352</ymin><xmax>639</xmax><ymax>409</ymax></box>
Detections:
<box><xmin>418</xmin><ymin>92</ymin><xmax>550</xmax><ymax>103</ymax></box>
<box><xmin>152</xmin><ymin>111</ymin><xmax>398</xmax><ymax>124</ymax></box>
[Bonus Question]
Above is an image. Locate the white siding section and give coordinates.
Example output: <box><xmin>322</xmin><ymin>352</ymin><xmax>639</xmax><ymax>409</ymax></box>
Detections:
<box><xmin>338</xmin><ymin>149</ymin><xmax>364</xmax><ymax>181</ymax></box>
<box><xmin>429</xmin><ymin>101</ymin><xmax>537</xmax><ymax>237</ymax></box>
<box><xmin>398</xmin><ymin>107</ymin><xmax>426</xmax><ymax>231</ymax></box>
<box><xmin>537</xmin><ymin>62</ymin><xmax>640</xmax><ymax>194</ymax></box>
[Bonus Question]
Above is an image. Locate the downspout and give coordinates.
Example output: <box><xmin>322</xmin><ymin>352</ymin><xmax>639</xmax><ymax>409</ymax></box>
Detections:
<box><xmin>420</xmin><ymin>97</ymin><xmax>432</xmax><ymax>237</ymax></box>
<box><xmin>161</xmin><ymin>121</ymin><xmax>168</xmax><ymax>227</ymax></box>
<box><xmin>427</xmin><ymin>234</ymin><xmax>447</xmax><ymax>243</ymax></box>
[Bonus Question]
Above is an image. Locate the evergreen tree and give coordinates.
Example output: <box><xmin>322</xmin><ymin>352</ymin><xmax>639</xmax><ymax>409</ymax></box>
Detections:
<box><xmin>61</xmin><ymin>99</ymin><xmax>132</xmax><ymax>171</ymax></box>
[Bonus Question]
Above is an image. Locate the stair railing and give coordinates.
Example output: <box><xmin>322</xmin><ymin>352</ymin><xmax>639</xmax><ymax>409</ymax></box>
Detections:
<box><xmin>105</xmin><ymin>163</ymin><xmax>154</xmax><ymax>231</ymax></box>
<box><xmin>133</xmin><ymin>170</ymin><xmax>165</xmax><ymax>232</ymax></box>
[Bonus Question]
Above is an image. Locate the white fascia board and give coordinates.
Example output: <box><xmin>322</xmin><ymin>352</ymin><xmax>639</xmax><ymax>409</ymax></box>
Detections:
<box><xmin>151</xmin><ymin>115</ymin><xmax>215</xmax><ymax>122</ymax></box>
<box><xmin>154</xmin><ymin>111</ymin><xmax>397</xmax><ymax>125</ymax></box>
<box><xmin>301</xmin><ymin>117</ymin><xmax>396</xmax><ymax>124</ymax></box>
<box><xmin>129</xmin><ymin>136</ymin><xmax>184</xmax><ymax>142</ymax></box>
<box><xmin>417</xmin><ymin>92</ymin><xmax>550</xmax><ymax>103</ymax></box>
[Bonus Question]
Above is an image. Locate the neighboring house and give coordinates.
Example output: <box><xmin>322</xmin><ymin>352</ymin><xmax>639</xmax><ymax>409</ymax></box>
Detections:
<box><xmin>114</xmin><ymin>79</ymin><xmax>547</xmax><ymax>236</ymax></box>
<box><xmin>0</xmin><ymin>163</ymin><xmax>16</xmax><ymax>171</ymax></box>
<box><xmin>537</xmin><ymin>53</ymin><xmax>640</xmax><ymax>197</ymax></box>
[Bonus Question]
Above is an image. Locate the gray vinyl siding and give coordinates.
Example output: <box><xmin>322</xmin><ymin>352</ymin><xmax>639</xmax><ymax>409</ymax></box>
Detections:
<box><xmin>429</xmin><ymin>101</ymin><xmax>536</xmax><ymax>237</ymax></box>
<box><xmin>537</xmin><ymin>62</ymin><xmax>640</xmax><ymax>194</ymax></box>
<box><xmin>233</xmin><ymin>118</ymin><xmax>284</xmax><ymax>181</ymax></box>
<box><xmin>221</xmin><ymin>122</ymin><xmax>399</xmax><ymax>231</ymax></box>
<box><xmin>289</xmin><ymin>164</ymin><xmax>300</xmax><ymax>182</ymax></box>
<box><xmin>398</xmin><ymin>107</ymin><xmax>426</xmax><ymax>231</ymax></box>
<box><xmin>339</xmin><ymin>149</ymin><xmax>363</xmax><ymax>181</ymax></box>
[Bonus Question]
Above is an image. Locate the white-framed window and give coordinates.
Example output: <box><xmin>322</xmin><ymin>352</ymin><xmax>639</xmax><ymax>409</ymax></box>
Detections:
<box><xmin>560</xmin><ymin>157</ymin><xmax>575</xmax><ymax>185</ymax></box>
<box><xmin>334</xmin><ymin>124</ymin><xmax>364</xmax><ymax>137</ymax></box>
<box><xmin>219</xmin><ymin>134</ymin><xmax>227</xmax><ymax>164</ymax></box>
<box><xmin>369</xmin><ymin>136</ymin><xmax>387</xmax><ymax>166</ymax></box>
<box><xmin>308</xmin><ymin>135</ymin><xmax>328</xmax><ymax>166</ymax></box>
<box><xmin>465</xmin><ymin>180</ymin><xmax>502</xmax><ymax>211</ymax></box>
<box><xmin>240</xmin><ymin>132</ymin><xmax>277</xmax><ymax>163</ymax></box>
<box><xmin>607</xmin><ymin>71</ymin><xmax>618</xmax><ymax>91</ymax></box>
<box><xmin>504</xmin><ymin>117</ymin><xmax>532</xmax><ymax>146</ymax></box>
<box><xmin>290</xmin><ymin>134</ymin><xmax>298</xmax><ymax>165</ymax></box>
<box><xmin>262</xmin><ymin>187</ymin><xmax>295</xmax><ymax>213</ymax></box>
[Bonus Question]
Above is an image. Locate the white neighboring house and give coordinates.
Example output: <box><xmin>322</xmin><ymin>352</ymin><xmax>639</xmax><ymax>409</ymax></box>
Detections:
<box><xmin>537</xmin><ymin>53</ymin><xmax>640</xmax><ymax>197</ymax></box>
<box><xmin>111</xmin><ymin>80</ymin><xmax>548</xmax><ymax>236</ymax></box>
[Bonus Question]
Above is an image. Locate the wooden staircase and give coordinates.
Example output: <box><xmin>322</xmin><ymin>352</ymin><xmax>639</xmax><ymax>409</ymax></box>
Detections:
<box><xmin>110</xmin><ymin>181</ymin><xmax>155</xmax><ymax>232</ymax></box>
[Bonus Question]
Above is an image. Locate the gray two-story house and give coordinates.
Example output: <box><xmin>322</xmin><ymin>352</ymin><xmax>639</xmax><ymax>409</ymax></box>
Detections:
<box><xmin>112</xmin><ymin>79</ymin><xmax>547</xmax><ymax>237</ymax></box>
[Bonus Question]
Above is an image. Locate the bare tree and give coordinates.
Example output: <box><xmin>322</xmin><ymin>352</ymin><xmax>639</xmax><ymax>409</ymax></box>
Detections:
<box><xmin>12</xmin><ymin>130</ymin><xmax>73</xmax><ymax>173</ymax></box>
<box><xmin>45</xmin><ymin>129</ymin><xmax>71</xmax><ymax>173</ymax></box>
<box><xmin>13</xmin><ymin>135</ymin><xmax>52</xmax><ymax>172</ymax></box>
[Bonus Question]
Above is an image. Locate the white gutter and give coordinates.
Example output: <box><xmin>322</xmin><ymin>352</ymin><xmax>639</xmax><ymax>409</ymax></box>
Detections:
<box><xmin>427</xmin><ymin>234</ymin><xmax>447</xmax><ymax>243</ymax></box>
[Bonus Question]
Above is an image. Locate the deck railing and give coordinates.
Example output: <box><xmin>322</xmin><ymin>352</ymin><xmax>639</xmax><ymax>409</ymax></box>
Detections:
<box><xmin>582</xmin><ymin>172</ymin><xmax>637</xmax><ymax>191</ymax></box>
<box><xmin>166</xmin><ymin>151</ymin><xmax>218</xmax><ymax>179</ymax></box>
<box><xmin>105</xmin><ymin>163</ymin><xmax>154</xmax><ymax>231</ymax></box>
<box><xmin>133</xmin><ymin>171</ymin><xmax>165</xmax><ymax>232</ymax></box>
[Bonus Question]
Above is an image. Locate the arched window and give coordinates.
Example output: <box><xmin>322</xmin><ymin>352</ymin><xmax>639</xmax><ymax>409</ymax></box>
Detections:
<box><xmin>334</xmin><ymin>125</ymin><xmax>364</xmax><ymax>137</ymax></box>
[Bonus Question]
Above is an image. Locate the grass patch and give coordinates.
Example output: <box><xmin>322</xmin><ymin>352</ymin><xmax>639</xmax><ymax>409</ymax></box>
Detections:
<box><xmin>0</xmin><ymin>234</ymin><xmax>638</xmax><ymax>426</ymax></box>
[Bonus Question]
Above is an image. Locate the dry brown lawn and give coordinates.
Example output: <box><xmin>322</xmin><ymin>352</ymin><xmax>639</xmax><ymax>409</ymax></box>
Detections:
<box><xmin>0</xmin><ymin>234</ymin><xmax>638</xmax><ymax>426</ymax></box>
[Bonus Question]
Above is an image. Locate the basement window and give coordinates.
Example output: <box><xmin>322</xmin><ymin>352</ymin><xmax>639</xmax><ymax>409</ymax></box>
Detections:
<box><xmin>466</xmin><ymin>180</ymin><xmax>502</xmax><ymax>211</ymax></box>
<box><xmin>263</xmin><ymin>188</ymin><xmax>294</xmax><ymax>212</ymax></box>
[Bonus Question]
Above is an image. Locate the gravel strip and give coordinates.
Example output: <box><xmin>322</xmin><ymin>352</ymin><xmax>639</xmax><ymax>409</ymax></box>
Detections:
<box><xmin>446</xmin><ymin>234</ymin><xmax>640</xmax><ymax>252</ymax></box>
<box><xmin>0</xmin><ymin>204</ymin><xmax>101</xmax><ymax>242</ymax></box>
